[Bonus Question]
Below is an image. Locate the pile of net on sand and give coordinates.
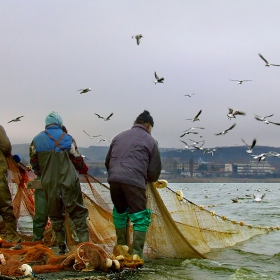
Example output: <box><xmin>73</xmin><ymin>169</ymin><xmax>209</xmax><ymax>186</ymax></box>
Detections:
<box><xmin>0</xmin><ymin>156</ymin><xmax>275</xmax><ymax>279</ymax></box>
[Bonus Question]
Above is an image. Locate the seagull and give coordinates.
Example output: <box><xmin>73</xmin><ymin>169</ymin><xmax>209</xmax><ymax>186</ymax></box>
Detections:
<box><xmin>253</xmin><ymin>193</ymin><xmax>265</xmax><ymax>202</ymax></box>
<box><xmin>255</xmin><ymin>114</ymin><xmax>280</xmax><ymax>125</ymax></box>
<box><xmin>77</xmin><ymin>88</ymin><xmax>91</xmax><ymax>94</ymax></box>
<box><xmin>203</xmin><ymin>147</ymin><xmax>222</xmax><ymax>156</ymax></box>
<box><xmin>154</xmin><ymin>72</ymin><xmax>164</xmax><ymax>84</ymax></box>
<box><xmin>8</xmin><ymin>116</ymin><xmax>24</xmax><ymax>123</ymax></box>
<box><xmin>229</xmin><ymin>79</ymin><xmax>252</xmax><ymax>84</ymax></box>
<box><xmin>179</xmin><ymin>140</ymin><xmax>192</xmax><ymax>150</ymax></box>
<box><xmin>258</xmin><ymin>53</ymin><xmax>280</xmax><ymax>67</ymax></box>
<box><xmin>214</xmin><ymin>123</ymin><xmax>236</xmax><ymax>136</ymax></box>
<box><xmin>83</xmin><ymin>130</ymin><xmax>101</xmax><ymax>139</ymax></box>
<box><xmin>193</xmin><ymin>141</ymin><xmax>205</xmax><ymax>150</ymax></box>
<box><xmin>185</xmin><ymin>93</ymin><xmax>195</xmax><ymax>97</ymax></box>
<box><xmin>186</xmin><ymin>110</ymin><xmax>202</xmax><ymax>122</ymax></box>
<box><xmin>227</xmin><ymin>108</ymin><xmax>246</xmax><ymax>119</ymax></box>
<box><xmin>180</xmin><ymin>127</ymin><xmax>204</xmax><ymax>138</ymax></box>
<box><xmin>188</xmin><ymin>138</ymin><xmax>205</xmax><ymax>146</ymax></box>
<box><xmin>241</xmin><ymin>138</ymin><xmax>257</xmax><ymax>154</ymax></box>
<box><xmin>94</xmin><ymin>113</ymin><xmax>113</xmax><ymax>121</ymax></box>
<box><xmin>252</xmin><ymin>153</ymin><xmax>267</xmax><ymax>162</ymax></box>
<box><xmin>97</xmin><ymin>139</ymin><xmax>111</xmax><ymax>143</ymax></box>
<box><xmin>132</xmin><ymin>34</ymin><xmax>143</xmax><ymax>45</ymax></box>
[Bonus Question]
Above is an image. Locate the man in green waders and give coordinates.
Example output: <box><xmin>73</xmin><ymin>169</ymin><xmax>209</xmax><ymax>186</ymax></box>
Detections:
<box><xmin>30</xmin><ymin>112</ymin><xmax>89</xmax><ymax>254</ymax></box>
<box><xmin>0</xmin><ymin>125</ymin><xmax>21</xmax><ymax>243</ymax></box>
<box><xmin>105</xmin><ymin>110</ymin><xmax>162</xmax><ymax>261</ymax></box>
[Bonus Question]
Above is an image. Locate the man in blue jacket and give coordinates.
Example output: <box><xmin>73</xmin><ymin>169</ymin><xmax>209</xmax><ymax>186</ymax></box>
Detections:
<box><xmin>30</xmin><ymin>112</ymin><xmax>89</xmax><ymax>254</ymax></box>
<box><xmin>105</xmin><ymin>110</ymin><xmax>162</xmax><ymax>260</ymax></box>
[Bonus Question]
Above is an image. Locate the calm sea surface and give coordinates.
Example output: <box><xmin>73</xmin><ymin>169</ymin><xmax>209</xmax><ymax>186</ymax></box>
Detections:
<box><xmin>18</xmin><ymin>183</ymin><xmax>280</xmax><ymax>280</ymax></box>
<box><xmin>107</xmin><ymin>183</ymin><xmax>280</xmax><ymax>280</ymax></box>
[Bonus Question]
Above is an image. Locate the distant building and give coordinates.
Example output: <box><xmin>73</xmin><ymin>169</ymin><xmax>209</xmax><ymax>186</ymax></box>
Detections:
<box><xmin>235</xmin><ymin>161</ymin><xmax>273</xmax><ymax>176</ymax></box>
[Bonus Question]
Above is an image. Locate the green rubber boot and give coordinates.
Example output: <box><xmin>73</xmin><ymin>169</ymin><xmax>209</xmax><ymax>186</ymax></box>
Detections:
<box><xmin>116</xmin><ymin>228</ymin><xmax>127</xmax><ymax>245</ymax></box>
<box><xmin>132</xmin><ymin>231</ymin><xmax>146</xmax><ymax>260</ymax></box>
<box><xmin>77</xmin><ymin>231</ymin><xmax>89</xmax><ymax>243</ymax></box>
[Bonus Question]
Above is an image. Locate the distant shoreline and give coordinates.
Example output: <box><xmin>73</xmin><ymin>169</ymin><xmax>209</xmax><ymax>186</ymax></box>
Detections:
<box><xmin>89</xmin><ymin>176</ymin><xmax>280</xmax><ymax>184</ymax></box>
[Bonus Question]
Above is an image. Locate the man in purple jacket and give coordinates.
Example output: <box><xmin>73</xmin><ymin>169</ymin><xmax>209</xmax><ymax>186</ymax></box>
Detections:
<box><xmin>105</xmin><ymin>110</ymin><xmax>161</xmax><ymax>260</ymax></box>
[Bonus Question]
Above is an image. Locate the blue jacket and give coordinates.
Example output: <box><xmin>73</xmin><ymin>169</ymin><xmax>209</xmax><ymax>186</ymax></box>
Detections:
<box><xmin>105</xmin><ymin>124</ymin><xmax>162</xmax><ymax>189</ymax></box>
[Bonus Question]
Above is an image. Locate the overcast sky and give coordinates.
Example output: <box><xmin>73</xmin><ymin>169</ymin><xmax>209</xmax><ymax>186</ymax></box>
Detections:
<box><xmin>2</xmin><ymin>1</ymin><xmax>280</xmax><ymax>150</ymax></box>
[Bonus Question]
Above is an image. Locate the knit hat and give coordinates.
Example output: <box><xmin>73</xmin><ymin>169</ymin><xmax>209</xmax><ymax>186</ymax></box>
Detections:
<box><xmin>45</xmin><ymin>111</ymin><xmax>63</xmax><ymax>127</ymax></box>
<box><xmin>136</xmin><ymin>110</ymin><xmax>154</xmax><ymax>127</ymax></box>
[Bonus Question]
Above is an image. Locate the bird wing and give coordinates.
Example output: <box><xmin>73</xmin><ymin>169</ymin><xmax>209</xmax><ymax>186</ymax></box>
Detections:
<box><xmin>136</xmin><ymin>37</ymin><xmax>140</xmax><ymax>45</ymax></box>
<box><xmin>229</xmin><ymin>79</ymin><xmax>238</xmax><ymax>81</ymax></box>
<box><xmin>94</xmin><ymin>113</ymin><xmax>103</xmax><ymax>119</ymax></box>
<box><xmin>251</xmin><ymin>139</ymin><xmax>257</xmax><ymax>149</ymax></box>
<box><xmin>264</xmin><ymin>114</ymin><xmax>274</xmax><ymax>118</ymax></box>
<box><xmin>254</xmin><ymin>116</ymin><xmax>263</xmax><ymax>121</ymax></box>
<box><xmin>271</xmin><ymin>64</ymin><xmax>280</xmax><ymax>66</ymax></box>
<box><xmin>226</xmin><ymin>123</ymin><xmax>236</xmax><ymax>132</ymax></box>
<box><xmin>241</xmin><ymin>138</ymin><xmax>249</xmax><ymax>148</ymax></box>
<box><xmin>269</xmin><ymin>121</ymin><xmax>280</xmax><ymax>125</ymax></box>
<box><xmin>258</xmin><ymin>53</ymin><xmax>269</xmax><ymax>64</ymax></box>
<box><xmin>214</xmin><ymin>132</ymin><xmax>222</xmax><ymax>136</ymax></box>
<box><xmin>195</xmin><ymin>109</ymin><xmax>202</xmax><ymax>119</ymax></box>
<box><xmin>233</xmin><ymin>110</ymin><xmax>246</xmax><ymax>116</ymax></box>
<box><xmin>180</xmin><ymin>133</ymin><xmax>187</xmax><ymax>138</ymax></box>
<box><xmin>180</xmin><ymin>140</ymin><xmax>188</xmax><ymax>146</ymax></box>
<box><xmin>83</xmin><ymin>130</ymin><xmax>91</xmax><ymax>136</ymax></box>
<box><xmin>154</xmin><ymin>72</ymin><xmax>159</xmax><ymax>80</ymax></box>
<box><xmin>228</xmin><ymin>108</ymin><xmax>233</xmax><ymax>114</ymax></box>
<box><xmin>106</xmin><ymin>113</ymin><xmax>113</xmax><ymax>120</ymax></box>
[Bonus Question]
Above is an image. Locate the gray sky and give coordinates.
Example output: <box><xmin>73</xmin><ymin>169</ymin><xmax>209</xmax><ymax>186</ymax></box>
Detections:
<box><xmin>2</xmin><ymin>1</ymin><xmax>280</xmax><ymax>150</ymax></box>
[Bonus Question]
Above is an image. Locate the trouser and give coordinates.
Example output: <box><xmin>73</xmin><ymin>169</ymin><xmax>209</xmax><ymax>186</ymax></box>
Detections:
<box><xmin>0</xmin><ymin>164</ymin><xmax>19</xmax><ymax>241</ymax></box>
<box><xmin>33</xmin><ymin>189</ymin><xmax>48</xmax><ymax>241</ymax></box>
<box><xmin>44</xmin><ymin>177</ymin><xmax>89</xmax><ymax>239</ymax></box>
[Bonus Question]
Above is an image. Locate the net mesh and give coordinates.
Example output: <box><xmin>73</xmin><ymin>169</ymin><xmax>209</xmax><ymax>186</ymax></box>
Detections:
<box><xmin>0</xmin><ymin>157</ymin><xmax>273</xmax><ymax>277</ymax></box>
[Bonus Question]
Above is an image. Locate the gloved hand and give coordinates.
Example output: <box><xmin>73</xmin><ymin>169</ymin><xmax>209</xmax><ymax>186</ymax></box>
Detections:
<box><xmin>12</xmin><ymin>154</ymin><xmax>22</xmax><ymax>163</ymax></box>
<box><xmin>26</xmin><ymin>165</ymin><xmax>32</xmax><ymax>171</ymax></box>
<box><xmin>79</xmin><ymin>163</ymin><xmax>88</xmax><ymax>175</ymax></box>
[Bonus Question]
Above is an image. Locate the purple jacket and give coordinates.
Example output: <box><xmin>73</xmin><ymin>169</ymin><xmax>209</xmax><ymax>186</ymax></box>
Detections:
<box><xmin>105</xmin><ymin>124</ymin><xmax>162</xmax><ymax>189</ymax></box>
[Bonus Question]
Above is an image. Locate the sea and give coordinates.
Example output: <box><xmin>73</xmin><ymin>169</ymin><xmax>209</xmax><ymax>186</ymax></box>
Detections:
<box><xmin>16</xmin><ymin>182</ymin><xmax>280</xmax><ymax>280</ymax></box>
<box><xmin>105</xmin><ymin>183</ymin><xmax>280</xmax><ymax>280</ymax></box>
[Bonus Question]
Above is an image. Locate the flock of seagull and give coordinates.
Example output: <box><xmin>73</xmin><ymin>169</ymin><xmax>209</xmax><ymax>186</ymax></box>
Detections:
<box><xmin>6</xmin><ymin>36</ymin><xmax>280</xmax><ymax>165</ymax></box>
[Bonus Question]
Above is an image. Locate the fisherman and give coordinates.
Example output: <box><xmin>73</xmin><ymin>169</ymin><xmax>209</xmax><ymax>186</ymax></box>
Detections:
<box><xmin>29</xmin><ymin>112</ymin><xmax>89</xmax><ymax>254</ymax></box>
<box><xmin>0</xmin><ymin>125</ymin><xmax>21</xmax><ymax>242</ymax></box>
<box><xmin>105</xmin><ymin>110</ymin><xmax>162</xmax><ymax>260</ymax></box>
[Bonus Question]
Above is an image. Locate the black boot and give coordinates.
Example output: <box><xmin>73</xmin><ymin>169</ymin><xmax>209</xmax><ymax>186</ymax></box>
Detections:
<box><xmin>58</xmin><ymin>243</ymin><xmax>69</xmax><ymax>255</ymax></box>
<box><xmin>55</xmin><ymin>231</ymin><xmax>69</xmax><ymax>255</ymax></box>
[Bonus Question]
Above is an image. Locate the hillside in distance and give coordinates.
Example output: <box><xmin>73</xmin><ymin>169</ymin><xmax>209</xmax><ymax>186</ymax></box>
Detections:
<box><xmin>11</xmin><ymin>143</ymin><xmax>280</xmax><ymax>166</ymax></box>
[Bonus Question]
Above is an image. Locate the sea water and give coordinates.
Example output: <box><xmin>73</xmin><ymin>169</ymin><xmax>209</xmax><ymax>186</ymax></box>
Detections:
<box><xmin>106</xmin><ymin>183</ymin><xmax>280</xmax><ymax>280</ymax></box>
<box><xmin>19</xmin><ymin>183</ymin><xmax>280</xmax><ymax>280</ymax></box>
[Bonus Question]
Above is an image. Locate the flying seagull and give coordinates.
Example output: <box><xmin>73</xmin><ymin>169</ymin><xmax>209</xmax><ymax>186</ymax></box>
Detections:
<box><xmin>229</xmin><ymin>79</ymin><xmax>252</xmax><ymax>84</ymax></box>
<box><xmin>253</xmin><ymin>193</ymin><xmax>265</xmax><ymax>202</ymax></box>
<box><xmin>185</xmin><ymin>93</ymin><xmax>195</xmax><ymax>97</ymax></box>
<box><xmin>179</xmin><ymin>140</ymin><xmax>191</xmax><ymax>150</ymax></box>
<box><xmin>8</xmin><ymin>116</ymin><xmax>24</xmax><ymax>123</ymax></box>
<box><xmin>180</xmin><ymin>126</ymin><xmax>204</xmax><ymax>138</ymax></box>
<box><xmin>186</xmin><ymin>110</ymin><xmax>202</xmax><ymax>122</ymax></box>
<box><xmin>154</xmin><ymin>72</ymin><xmax>164</xmax><ymax>84</ymax></box>
<box><xmin>227</xmin><ymin>108</ymin><xmax>246</xmax><ymax>119</ymax></box>
<box><xmin>97</xmin><ymin>139</ymin><xmax>111</xmax><ymax>143</ymax></box>
<box><xmin>132</xmin><ymin>34</ymin><xmax>143</xmax><ymax>45</ymax></box>
<box><xmin>258</xmin><ymin>53</ymin><xmax>280</xmax><ymax>67</ymax></box>
<box><xmin>214</xmin><ymin>123</ymin><xmax>236</xmax><ymax>136</ymax></box>
<box><xmin>241</xmin><ymin>138</ymin><xmax>257</xmax><ymax>154</ymax></box>
<box><xmin>83</xmin><ymin>130</ymin><xmax>101</xmax><ymax>139</ymax></box>
<box><xmin>94</xmin><ymin>113</ymin><xmax>113</xmax><ymax>121</ymax></box>
<box><xmin>255</xmin><ymin>114</ymin><xmax>280</xmax><ymax>125</ymax></box>
<box><xmin>77</xmin><ymin>88</ymin><xmax>91</xmax><ymax>94</ymax></box>
<box><xmin>203</xmin><ymin>147</ymin><xmax>222</xmax><ymax>156</ymax></box>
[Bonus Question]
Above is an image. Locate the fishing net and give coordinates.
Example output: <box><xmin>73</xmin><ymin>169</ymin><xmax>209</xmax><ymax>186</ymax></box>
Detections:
<box><xmin>0</xmin><ymin>156</ymin><xmax>273</xmax><ymax>278</ymax></box>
